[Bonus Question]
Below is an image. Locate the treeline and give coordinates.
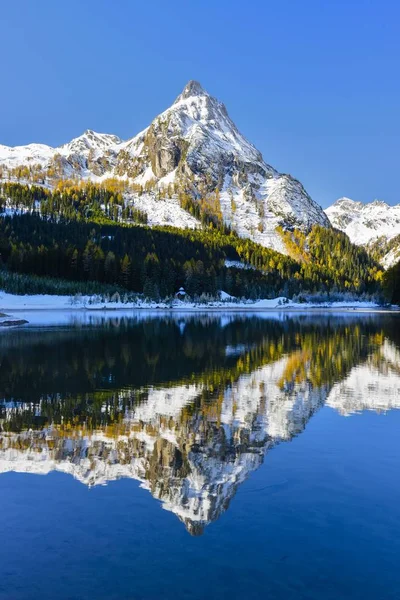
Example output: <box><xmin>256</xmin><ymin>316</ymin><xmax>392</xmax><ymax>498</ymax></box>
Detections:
<box><xmin>0</xmin><ymin>270</ymin><xmax>129</xmax><ymax>297</ymax></box>
<box><xmin>0</xmin><ymin>181</ymin><xmax>148</xmax><ymax>225</ymax></box>
<box><xmin>0</xmin><ymin>211</ymin><xmax>383</xmax><ymax>300</ymax></box>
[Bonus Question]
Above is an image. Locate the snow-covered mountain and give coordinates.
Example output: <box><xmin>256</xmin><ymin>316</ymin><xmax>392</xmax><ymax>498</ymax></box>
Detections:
<box><xmin>325</xmin><ymin>197</ymin><xmax>400</xmax><ymax>268</ymax></box>
<box><xmin>0</xmin><ymin>130</ymin><xmax>120</xmax><ymax>173</ymax></box>
<box><xmin>0</xmin><ymin>80</ymin><xmax>330</xmax><ymax>253</ymax></box>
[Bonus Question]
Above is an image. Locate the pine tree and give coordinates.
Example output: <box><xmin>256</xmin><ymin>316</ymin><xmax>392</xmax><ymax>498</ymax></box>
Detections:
<box><xmin>120</xmin><ymin>254</ymin><xmax>131</xmax><ymax>288</ymax></box>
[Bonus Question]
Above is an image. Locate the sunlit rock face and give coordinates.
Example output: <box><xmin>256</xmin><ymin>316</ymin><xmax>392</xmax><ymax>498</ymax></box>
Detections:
<box><xmin>0</xmin><ymin>314</ymin><xmax>399</xmax><ymax>534</ymax></box>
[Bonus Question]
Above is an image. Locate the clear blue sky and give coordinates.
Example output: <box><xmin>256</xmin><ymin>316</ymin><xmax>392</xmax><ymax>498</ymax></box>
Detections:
<box><xmin>1</xmin><ymin>0</ymin><xmax>399</xmax><ymax>207</ymax></box>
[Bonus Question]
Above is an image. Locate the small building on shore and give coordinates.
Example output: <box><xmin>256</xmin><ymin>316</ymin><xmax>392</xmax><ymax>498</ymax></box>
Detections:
<box><xmin>175</xmin><ymin>287</ymin><xmax>186</xmax><ymax>300</ymax></box>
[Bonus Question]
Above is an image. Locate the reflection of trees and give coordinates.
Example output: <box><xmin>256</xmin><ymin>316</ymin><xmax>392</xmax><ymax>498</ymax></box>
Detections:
<box><xmin>0</xmin><ymin>316</ymin><xmax>280</xmax><ymax>401</ymax></box>
<box><xmin>0</xmin><ymin>315</ymin><xmax>398</xmax><ymax>433</ymax></box>
<box><xmin>0</xmin><ymin>314</ymin><xmax>400</xmax><ymax>534</ymax></box>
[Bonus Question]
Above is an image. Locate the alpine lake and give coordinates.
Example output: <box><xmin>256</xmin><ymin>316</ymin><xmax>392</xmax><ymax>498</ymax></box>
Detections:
<box><xmin>0</xmin><ymin>310</ymin><xmax>399</xmax><ymax>600</ymax></box>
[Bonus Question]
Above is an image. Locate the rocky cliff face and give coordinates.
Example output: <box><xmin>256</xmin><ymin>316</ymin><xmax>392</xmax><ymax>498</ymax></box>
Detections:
<box><xmin>325</xmin><ymin>197</ymin><xmax>400</xmax><ymax>268</ymax></box>
<box><xmin>0</xmin><ymin>81</ymin><xmax>330</xmax><ymax>253</ymax></box>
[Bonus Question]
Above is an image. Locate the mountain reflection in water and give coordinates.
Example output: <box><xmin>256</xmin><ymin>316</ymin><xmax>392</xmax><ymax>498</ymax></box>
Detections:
<box><xmin>0</xmin><ymin>313</ymin><xmax>399</xmax><ymax>535</ymax></box>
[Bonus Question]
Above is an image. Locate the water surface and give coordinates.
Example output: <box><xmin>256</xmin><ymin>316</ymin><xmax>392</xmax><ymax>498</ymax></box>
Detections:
<box><xmin>0</xmin><ymin>312</ymin><xmax>399</xmax><ymax>599</ymax></box>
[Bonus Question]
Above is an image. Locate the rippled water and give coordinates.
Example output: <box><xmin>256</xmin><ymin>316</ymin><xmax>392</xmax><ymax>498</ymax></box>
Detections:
<box><xmin>0</xmin><ymin>312</ymin><xmax>399</xmax><ymax>599</ymax></box>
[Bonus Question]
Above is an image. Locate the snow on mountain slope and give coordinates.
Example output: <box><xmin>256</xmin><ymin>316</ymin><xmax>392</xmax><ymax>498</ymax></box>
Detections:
<box><xmin>0</xmin><ymin>130</ymin><xmax>122</xmax><ymax>179</ymax></box>
<box><xmin>0</xmin><ymin>142</ymin><xmax>54</xmax><ymax>168</ymax></box>
<box><xmin>0</xmin><ymin>81</ymin><xmax>330</xmax><ymax>252</ymax></box>
<box><xmin>325</xmin><ymin>197</ymin><xmax>400</xmax><ymax>268</ymax></box>
<box><xmin>59</xmin><ymin>130</ymin><xmax>121</xmax><ymax>156</ymax></box>
<box><xmin>128</xmin><ymin>193</ymin><xmax>200</xmax><ymax>229</ymax></box>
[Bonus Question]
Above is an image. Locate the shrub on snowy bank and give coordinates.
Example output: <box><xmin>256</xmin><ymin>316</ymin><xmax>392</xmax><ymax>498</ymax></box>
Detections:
<box><xmin>291</xmin><ymin>291</ymin><xmax>386</xmax><ymax>305</ymax></box>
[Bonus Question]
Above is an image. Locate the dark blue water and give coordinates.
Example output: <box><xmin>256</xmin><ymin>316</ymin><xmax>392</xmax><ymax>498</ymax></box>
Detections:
<box><xmin>0</xmin><ymin>312</ymin><xmax>399</xmax><ymax>600</ymax></box>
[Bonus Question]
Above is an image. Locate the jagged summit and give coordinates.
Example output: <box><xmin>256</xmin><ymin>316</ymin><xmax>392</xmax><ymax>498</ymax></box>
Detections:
<box><xmin>58</xmin><ymin>130</ymin><xmax>122</xmax><ymax>153</ymax></box>
<box><xmin>332</xmin><ymin>197</ymin><xmax>362</xmax><ymax>207</ymax></box>
<box><xmin>174</xmin><ymin>79</ymin><xmax>206</xmax><ymax>102</ymax></box>
<box><xmin>370</xmin><ymin>199</ymin><xmax>390</xmax><ymax>209</ymax></box>
<box><xmin>331</xmin><ymin>197</ymin><xmax>390</xmax><ymax>210</ymax></box>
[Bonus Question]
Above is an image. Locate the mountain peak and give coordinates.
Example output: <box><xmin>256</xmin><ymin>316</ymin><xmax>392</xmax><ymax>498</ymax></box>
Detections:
<box><xmin>332</xmin><ymin>197</ymin><xmax>360</xmax><ymax>206</ymax></box>
<box><xmin>174</xmin><ymin>80</ymin><xmax>207</xmax><ymax>103</ymax></box>
<box><xmin>57</xmin><ymin>130</ymin><xmax>122</xmax><ymax>156</ymax></box>
<box><xmin>370</xmin><ymin>199</ymin><xmax>389</xmax><ymax>209</ymax></box>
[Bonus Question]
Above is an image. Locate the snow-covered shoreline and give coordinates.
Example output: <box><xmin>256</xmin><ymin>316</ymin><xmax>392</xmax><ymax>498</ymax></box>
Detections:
<box><xmin>0</xmin><ymin>291</ymin><xmax>397</xmax><ymax>317</ymax></box>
